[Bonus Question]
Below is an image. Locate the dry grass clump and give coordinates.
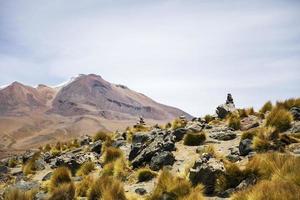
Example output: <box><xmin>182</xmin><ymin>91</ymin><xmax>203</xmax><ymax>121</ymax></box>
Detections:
<box><xmin>22</xmin><ymin>152</ymin><xmax>40</xmax><ymax>175</ymax></box>
<box><xmin>183</xmin><ymin>132</ymin><xmax>206</xmax><ymax>146</ymax></box>
<box><xmin>252</xmin><ymin>127</ymin><xmax>278</xmax><ymax>152</ymax></box>
<box><xmin>172</xmin><ymin>118</ymin><xmax>187</xmax><ymax>129</ymax></box>
<box><xmin>103</xmin><ymin>147</ymin><xmax>123</xmax><ymax>164</ymax></box>
<box><xmin>88</xmin><ymin>175</ymin><xmax>126</xmax><ymax>200</ymax></box>
<box><xmin>231</xmin><ymin>153</ymin><xmax>300</xmax><ymax>200</ymax></box>
<box><xmin>147</xmin><ymin>169</ymin><xmax>204</xmax><ymax>200</ymax></box>
<box><xmin>48</xmin><ymin>183</ymin><xmax>75</xmax><ymax>200</ymax></box>
<box><xmin>76</xmin><ymin>161</ymin><xmax>95</xmax><ymax>176</ymax></box>
<box><xmin>204</xmin><ymin>114</ymin><xmax>214</xmax><ymax>123</ymax></box>
<box><xmin>8</xmin><ymin>158</ymin><xmax>18</xmax><ymax>168</ymax></box>
<box><xmin>196</xmin><ymin>145</ymin><xmax>218</xmax><ymax>157</ymax></box>
<box><xmin>259</xmin><ymin>101</ymin><xmax>273</xmax><ymax>114</ymax></box>
<box><xmin>241</xmin><ymin>129</ymin><xmax>257</xmax><ymax>140</ymax></box>
<box><xmin>276</xmin><ymin>98</ymin><xmax>300</xmax><ymax>110</ymax></box>
<box><xmin>238</xmin><ymin>109</ymin><xmax>249</xmax><ymax>118</ymax></box>
<box><xmin>216</xmin><ymin>162</ymin><xmax>248</xmax><ymax>193</ymax></box>
<box><xmin>136</xmin><ymin>167</ymin><xmax>157</xmax><ymax>182</ymax></box>
<box><xmin>76</xmin><ymin>176</ymin><xmax>93</xmax><ymax>197</ymax></box>
<box><xmin>49</xmin><ymin>167</ymin><xmax>72</xmax><ymax>192</ymax></box>
<box><xmin>4</xmin><ymin>188</ymin><xmax>36</xmax><ymax>200</ymax></box>
<box><xmin>265</xmin><ymin>107</ymin><xmax>293</xmax><ymax>132</ymax></box>
<box><xmin>93</xmin><ymin>131</ymin><xmax>111</xmax><ymax>142</ymax></box>
<box><xmin>101</xmin><ymin>157</ymin><xmax>129</xmax><ymax>180</ymax></box>
<box><xmin>228</xmin><ymin>114</ymin><xmax>241</xmax><ymax>130</ymax></box>
<box><xmin>231</xmin><ymin>179</ymin><xmax>300</xmax><ymax>200</ymax></box>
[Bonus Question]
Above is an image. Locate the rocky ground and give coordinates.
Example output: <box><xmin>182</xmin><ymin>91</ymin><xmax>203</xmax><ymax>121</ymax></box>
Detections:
<box><xmin>0</xmin><ymin>96</ymin><xmax>300</xmax><ymax>200</ymax></box>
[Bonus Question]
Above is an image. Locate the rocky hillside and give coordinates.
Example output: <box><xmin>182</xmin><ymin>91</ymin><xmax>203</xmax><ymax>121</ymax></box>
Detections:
<box><xmin>0</xmin><ymin>96</ymin><xmax>299</xmax><ymax>200</ymax></box>
<box><xmin>0</xmin><ymin>74</ymin><xmax>191</xmax><ymax>158</ymax></box>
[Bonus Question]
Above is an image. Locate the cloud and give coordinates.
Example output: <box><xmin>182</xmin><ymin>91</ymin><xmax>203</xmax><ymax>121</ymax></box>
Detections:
<box><xmin>0</xmin><ymin>0</ymin><xmax>299</xmax><ymax>115</ymax></box>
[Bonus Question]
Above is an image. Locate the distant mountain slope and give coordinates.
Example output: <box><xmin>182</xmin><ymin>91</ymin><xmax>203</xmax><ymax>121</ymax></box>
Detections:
<box><xmin>0</xmin><ymin>74</ymin><xmax>192</xmax><ymax>155</ymax></box>
<box><xmin>49</xmin><ymin>74</ymin><xmax>191</xmax><ymax>120</ymax></box>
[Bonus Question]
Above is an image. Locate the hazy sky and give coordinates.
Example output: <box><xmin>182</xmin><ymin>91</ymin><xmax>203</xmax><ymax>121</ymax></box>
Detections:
<box><xmin>0</xmin><ymin>0</ymin><xmax>299</xmax><ymax>116</ymax></box>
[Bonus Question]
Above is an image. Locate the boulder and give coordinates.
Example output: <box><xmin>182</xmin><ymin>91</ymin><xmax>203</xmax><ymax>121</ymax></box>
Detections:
<box><xmin>90</xmin><ymin>141</ymin><xmax>102</xmax><ymax>154</ymax></box>
<box><xmin>14</xmin><ymin>180</ymin><xmax>40</xmax><ymax>191</ymax></box>
<box><xmin>20</xmin><ymin>151</ymin><xmax>35</xmax><ymax>163</ymax></box>
<box><xmin>130</xmin><ymin>130</ymin><xmax>176</xmax><ymax>169</ymax></box>
<box><xmin>132</xmin><ymin>133</ymin><xmax>151</xmax><ymax>144</ymax></box>
<box><xmin>216</xmin><ymin>103</ymin><xmax>236</xmax><ymax>119</ymax></box>
<box><xmin>189</xmin><ymin>154</ymin><xmax>225</xmax><ymax>194</ymax></box>
<box><xmin>210</xmin><ymin>129</ymin><xmax>236</xmax><ymax>141</ymax></box>
<box><xmin>42</xmin><ymin>172</ymin><xmax>52</xmax><ymax>181</ymax></box>
<box><xmin>79</xmin><ymin>135</ymin><xmax>92</xmax><ymax>146</ymax></box>
<box><xmin>239</xmin><ymin>139</ymin><xmax>253</xmax><ymax>156</ymax></box>
<box><xmin>290</xmin><ymin>107</ymin><xmax>300</xmax><ymax>121</ymax></box>
<box><xmin>150</xmin><ymin>151</ymin><xmax>175</xmax><ymax>171</ymax></box>
<box><xmin>0</xmin><ymin>165</ymin><xmax>8</xmax><ymax>174</ymax></box>
<box><xmin>135</xmin><ymin>188</ymin><xmax>147</xmax><ymax>195</ymax></box>
<box><xmin>172</xmin><ymin>128</ymin><xmax>187</xmax><ymax>141</ymax></box>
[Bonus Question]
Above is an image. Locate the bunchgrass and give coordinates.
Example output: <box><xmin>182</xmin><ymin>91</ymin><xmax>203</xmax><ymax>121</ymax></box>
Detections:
<box><xmin>183</xmin><ymin>132</ymin><xmax>206</xmax><ymax>146</ymax></box>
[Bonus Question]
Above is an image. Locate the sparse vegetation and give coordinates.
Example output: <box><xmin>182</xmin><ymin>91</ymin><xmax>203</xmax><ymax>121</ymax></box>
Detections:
<box><xmin>252</xmin><ymin>127</ymin><xmax>278</xmax><ymax>152</ymax></box>
<box><xmin>183</xmin><ymin>132</ymin><xmax>206</xmax><ymax>146</ymax></box>
<box><xmin>22</xmin><ymin>152</ymin><xmax>40</xmax><ymax>175</ymax></box>
<box><xmin>196</xmin><ymin>145</ymin><xmax>217</xmax><ymax>157</ymax></box>
<box><xmin>88</xmin><ymin>175</ymin><xmax>126</xmax><ymax>200</ymax></box>
<box><xmin>93</xmin><ymin>131</ymin><xmax>110</xmax><ymax>142</ymax></box>
<box><xmin>48</xmin><ymin>183</ymin><xmax>75</xmax><ymax>200</ymax></box>
<box><xmin>204</xmin><ymin>114</ymin><xmax>214</xmax><ymax>123</ymax></box>
<box><xmin>76</xmin><ymin>176</ymin><xmax>93</xmax><ymax>197</ymax></box>
<box><xmin>147</xmin><ymin>169</ymin><xmax>204</xmax><ymax>200</ymax></box>
<box><xmin>238</xmin><ymin>108</ymin><xmax>248</xmax><ymax>118</ymax></box>
<box><xmin>259</xmin><ymin>101</ymin><xmax>273</xmax><ymax>114</ymax></box>
<box><xmin>103</xmin><ymin>147</ymin><xmax>123</xmax><ymax>164</ymax></box>
<box><xmin>49</xmin><ymin>167</ymin><xmax>72</xmax><ymax>192</ymax></box>
<box><xmin>4</xmin><ymin>188</ymin><xmax>37</xmax><ymax>200</ymax></box>
<box><xmin>276</xmin><ymin>98</ymin><xmax>300</xmax><ymax>110</ymax></box>
<box><xmin>265</xmin><ymin>107</ymin><xmax>293</xmax><ymax>132</ymax></box>
<box><xmin>228</xmin><ymin>114</ymin><xmax>241</xmax><ymax>130</ymax></box>
<box><xmin>101</xmin><ymin>157</ymin><xmax>128</xmax><ymax>180</ymax></box>
<box><xmin>172</xmin><ymin>118</ymin><xmax>187</xmax><ymax>129</ymax></box>
<box><xmin>241</xmin><ymin>129</ymin><xmax>257</xmax><ymax>140</ymax></box>
<box><xmin>76</xmin><ymin>161</ymin><xmax>95</xmax><ymax>176</ymax></box>
<box><xmin>136</xmin><ymin>167</ymin><xmax>157</xmax><ymax>182</ymax></box>
<box><xmin>8</xmin><ymin>158</ymin><xmax>18</xmax><ymax>168</ymax></box>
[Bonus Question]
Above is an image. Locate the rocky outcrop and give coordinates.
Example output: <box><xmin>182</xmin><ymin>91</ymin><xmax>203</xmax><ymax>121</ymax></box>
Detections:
<box><xmin>290</xmin><ymin>107</ymin><xmax>300</xmax><ymax>121</ymax></box>
<box><xmin>209</xmin><ymin>127</ymin><xmax>237</xmax><ymax>141</ymax></box>
<box><xmin>239</xmin><ymin>139</ymin><xmax>253</xmax><ymax>156</ymax></box>
<box><xmin>189</xmin><ymin>153</ymin><xmax>225</xmax><ymax>194</ymax></box>
<box><xmin>150</xmin><ymin>151</ymin><xmax>175</xmax><ymax>171</ymax></box>
<box><xmin>216</xmin><ymin>93</ymin><xmax>236</xmax><ymax>119</ymax></box>
<box><xmin>129</xmin><ymin>129</ymin><xmax>176</xmax><ymax>170</ymax></box>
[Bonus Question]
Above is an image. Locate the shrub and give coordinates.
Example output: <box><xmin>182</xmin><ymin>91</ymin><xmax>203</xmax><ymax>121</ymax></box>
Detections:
<box><xmin>276</xmin><ymin>98</ymin><xmax>300</xmax><ymax>110</ymax></box>
<box><xmin>103</xmin><ymin>147</ymin><xmax>123</xmax><ymax>164</ymax></box>
<box><xmin>172</xmin><ymin>118</ymin><xmax>187</xmax><ymax>129</ymax></box>
<box><xmin>259</xmin><ymin>101</ymin><xmax>273</xmax><ymax>113</ymax></box>
<box><xmin>204</xmin><ymin>115</ymin><xmax>214</xmax><ymax>123</ymax></box>
<box><xmin>76</xmin><ymin>161</ymin><xmax>95</xmax><ymax>176</ymax></box>
<box><xmin>76</xmin><ymin>176</ymin><xmax>93</xmax><ymax>197</ymax></box>
<box><xmin>49</xmin><ymin>167</ymin><xmax>72</xmax><ymax>192</ymax></box>
<box><xmin>136</xmin><ymin>168</ymin><xmax>157</xmax><ymax>182</ymax></box>
<box><xmin>22</xmin><ymin>152</ymin><xmax>40</xmax><ymax>175</ymax></box>
<box><xmin>48</xmin><ymin>183</ymin><xmax>75</xmax><ymax>200</ymax></box>
<box><xmin>147</xmin><ymin>169</ymin><xmax>204</xmax><ymax>200</ymax></box>
<box><xmin>182</xmin><ymin>185</ymin><xmax>205</xmax><ymax>200</ymax></box>
<box><xmin>265</xmin><ymin>107</ymin><xmax>292</xmax><ymax>132</ymax></box>
<box><xmin>241</xmin><ymin>130</ymin><xmax>257</xmax><ymax>140</ymax></box>
<box><xmin>4</xmin><ymin>188</ymin><xmax>36</xmax><ymax>200</ymax></box>
<box><xmin>183</xmin><ymin>132</ymin><xmax>206</xmax><ymax>146</ymax></box>
<box><xmin>44</xmin><ymin>144</ymin><xmax>51</xmax><ymax>152</ymax></box>
<box><xmin>93</xmin><ymin>131</ymin><xmax>110</xmax><ymax>142</ymax></box>
<box><xmin>101</xmin><ymin>157</ymin><xmax>128</xmax><ymax>180</ymax></box>
<box><xmin>231</xmin><ymin>179</ymin><xmax>300</xmax><ymax>200</ymax></box>
<box><xmin>228</xmin><ymin>114</ymin><xmax>241</xmax><ymax>130</ymax></box>
<box><xmin>88</xmin><ymin>175</ymin><xmax>126</xmax><ymax>200</ymax></box>
<box><xmin>252</xmin><ymin>127</ymin><xmax>277</xmax><ymax>152</ymax></box>
<box><xmin>8</xmin><ymin>158</ymin><xmax>18</xmax><ymax>168</ymax></box>
<box><xmin>50</xmin><ymin>148</ymin><xmax>61</xmax><ymax>157</ymax></box>
<box><xmin>238</xmin><ymin>109</ymin><xmax>248</xmax><ymax>118</ymax></box>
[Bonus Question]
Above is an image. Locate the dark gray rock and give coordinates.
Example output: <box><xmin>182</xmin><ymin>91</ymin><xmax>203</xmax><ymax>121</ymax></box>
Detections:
<box><xmin>172</xmin><ymin>128</ymin><xmax>187</xmax><ymax>141</ymax></box>
<box><xmin>239</xmin><ymin>139</ymin><xmax>253</xmax><ymax>156</ymax></box>
<box><xmin>90</xmin><ymin>141</ymin><xmax>102</xmax><ymax>154</ymax></box>
<box><xmin>135</xmin><ymin>188</ymin><xmax>147</xmax><ymax>195</ymax></box>
<box><xmin>14</xmin><ymin>180</ymin><xmax>40</xmax><ymax>191</ymax></box>
<box><xmin>150</xmin><ymin>151</ymin><xmax>175</xmax><ymax>171</ymax></box>
<box><xmin>189</xmin><ymin>154</ymin><xmax>225</xmax><ymax>194</ymax></box>
<box><xmin>20</xmin><ymin>150</ymin><xmax>35</xmax><ymax>163</ymax></box>
<box><xmin>42</xmin><ymin>172</ymin><xmax>52</xmax><ymax>181</ymax></box>
<box><xmin>79</xmin><ymin>135</ymin><xmax>92</xmax><ymax>146</ymax></box>
<box><xmin>129</xmin><ymin>143</ymin><xmax>143</xmax><ymax>161</ymax></box>
<box><xmin>216</xmin><ymin>103</ymin><xmax>236</xmax><ymax>119</ymax></box>
<box><xmin>290</xmin><ymin>107</ymin><xmax>300</xmax><ymax>121</ymax></box>
<box><xmin>132</xmin><ymin>133</ymin><xmax>151</xmax><ymax>144</ymax></box>
<box><xmin>0</xmin><ymin>165</ymin><xmax>8</xmax><ymax>174</ymax></box>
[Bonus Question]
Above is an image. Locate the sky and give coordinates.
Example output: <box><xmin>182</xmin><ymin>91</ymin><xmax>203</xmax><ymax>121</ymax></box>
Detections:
<box><xmin>0</xmin><ymin>0</ymin><xmax>299</xmax><ymax>116</ymax></box>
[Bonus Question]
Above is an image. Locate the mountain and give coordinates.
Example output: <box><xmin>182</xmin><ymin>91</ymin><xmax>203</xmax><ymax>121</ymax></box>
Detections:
<box><xmin>0</xmin><ymin>74</ymin><xmax>191</xmax><ymax>157</ymax></box>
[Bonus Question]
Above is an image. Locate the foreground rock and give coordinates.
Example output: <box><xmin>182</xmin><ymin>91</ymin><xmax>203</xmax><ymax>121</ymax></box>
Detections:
<box><xmin>216</xmin><ymin>94</ymin><xmax>236</xmax><ymax>119</ymax></box>
<box><xmin>189</xmin><ymin>153</ymin><xmax>225</xmax><ymax>194</ymax></box>
<box><xmin>130</xmin><ymin>129</ymin><xmax>176</xmax><ymax>170</ymax></box>
<box><xmin>239</xmin><ymin>139</ymin><xmax>253</xmax><ymax>156</ymax></box>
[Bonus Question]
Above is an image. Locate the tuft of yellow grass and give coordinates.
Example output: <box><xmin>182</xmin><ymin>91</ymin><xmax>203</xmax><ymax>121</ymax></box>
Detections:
<box><xmin>265</xmin><ymin>107</ymin><xmax>293</xmax><ymax>132</ymax></box>
<box><xmin>183</xmin><ymin>132</ymin><xmax>206</xmax><ymax>146</ymax></box>
<box><xmin>76</xmin><ymin>161</ymin><xmax>95</xmax><ymax>176</ymax></box>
